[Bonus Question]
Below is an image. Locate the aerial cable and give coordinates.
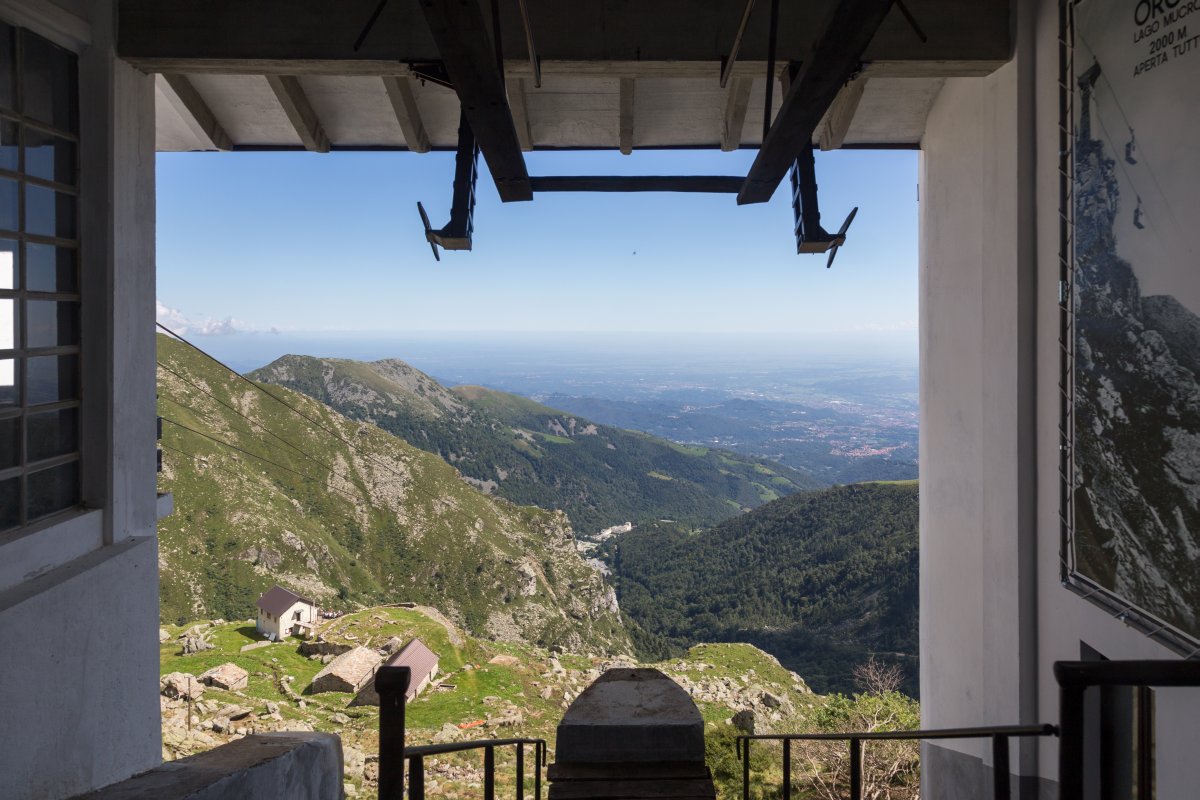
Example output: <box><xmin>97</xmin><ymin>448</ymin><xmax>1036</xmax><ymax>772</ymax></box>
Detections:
<box><xmin>160</xmin><ymin>416</ymin><xmax>365</xmax><ymax>506</ymax></box>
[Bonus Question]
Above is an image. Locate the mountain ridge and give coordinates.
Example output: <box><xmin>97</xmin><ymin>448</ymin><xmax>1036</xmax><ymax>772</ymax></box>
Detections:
<box><xmin>156</xmin><ymin>333</ymin><xmax>630</xmax><ymax>655</ymax></box>
<box><xmin>249</xmin><ymin>354</ymin><xmax>823</xmax><ymax>533</ymax></box>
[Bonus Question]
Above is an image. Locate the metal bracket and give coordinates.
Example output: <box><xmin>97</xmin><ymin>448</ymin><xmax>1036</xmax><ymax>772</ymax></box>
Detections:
<box><xmin>790</xmin><ymin>147</ymin><xmax>857</xmax><ymax>267</ymax></box>
<box><xmin>418</xmin><ymin>111</ymin><xmax>479</xmax><ymax>261</ymax></box>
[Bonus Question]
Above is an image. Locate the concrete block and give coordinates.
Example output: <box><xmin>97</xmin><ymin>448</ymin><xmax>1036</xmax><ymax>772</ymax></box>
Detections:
<box><xmin>555</xmin><ymin>668</ymin><xmax>705</xmax><ymax>764</ymax></box>
<box><xmin>75</xmin><ymin>733</ymin><xmax>344</xmax><ymax>800</ymax></box>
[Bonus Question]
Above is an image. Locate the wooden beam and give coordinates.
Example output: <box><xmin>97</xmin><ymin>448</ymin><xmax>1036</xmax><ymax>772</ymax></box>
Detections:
<box><xmin>417</xmin><ymin>0</ymin><xmax>531</xmax><ymax>202</ymax></box>
<box><xmin>157</xmin><ymin>73</ymin><xmax>232</xmax><ymax>150</ymax></box>
<box><xmin>382</xmin><ymin>75</ymin><xmax>430</xmax><ymax>153</ymax></box>
<box><xmin>738</xmin><ymin>0</ymin><xmax>896</xmax><ymax>205</ymax></box>
<box><xmin>721</xmin><ymin>75</ymin><xmax>752</xmax><ymax>152</ymax></box>
<box><xmin>529</xmin><ymin>176</ymin><xmax>743</xmax><ymax>193</ymax></box>
<box><xmin>265</xmin><ymin>74</ymin><xmax>330</xmax><ymax>152</ymax></box>
<box><xmin>618</xmin><ymin>77</ymin><xmax>635</xmax><ymax>155</ymax></box>
<box><xmin>817</xmin><ymin>75</ymin><xmax>868</xmax><ymax>151</ymax></box>
<box><xmin>506</xmin><ymin>76</ymin><xmax>533</xmax><ymax>151</ymax></box>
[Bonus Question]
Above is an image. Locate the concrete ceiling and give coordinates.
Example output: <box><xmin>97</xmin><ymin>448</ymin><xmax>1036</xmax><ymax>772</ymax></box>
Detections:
<box><xmin>153</xmin><ymin>66</ymin><xmax>948</xmax><ymax>152</ymax></box>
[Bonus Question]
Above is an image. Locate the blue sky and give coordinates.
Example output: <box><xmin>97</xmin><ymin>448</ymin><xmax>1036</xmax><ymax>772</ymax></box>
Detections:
<box><xmin>156</xmin><ymin>148</ymin><xmax>918</xmax><ymax>337</ymax></box>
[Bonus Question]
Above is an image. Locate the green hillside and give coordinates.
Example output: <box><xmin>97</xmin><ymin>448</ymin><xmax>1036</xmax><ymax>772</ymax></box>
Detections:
<box><xmin>603</xmin><ymin>482</ymin><xmax>919</xmax><ymax>695</ymax></box>
<box><xmin>155</xmin><ymin>333</ymin><xmax>630</xmax><ymax>654</ymax></box>
<box><xmin>248</xmin><ymin>356</ymin><xmax>822</xmax><ymax>534</ymax></box>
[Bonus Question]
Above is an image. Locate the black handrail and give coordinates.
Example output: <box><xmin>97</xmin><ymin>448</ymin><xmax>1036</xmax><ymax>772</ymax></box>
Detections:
<box><xmin>406</xmin><ymin>739</ymin><xmax>548</xmax><ymax>800</ymax></box>
<box><xmin>737</xmin><ymin>724</ymin><xmax>1058</xmax><ymax>800</ymax></box>
<box><xmin>375</xmin><ymin>664</ymin><xmax>548</xmax><ymax>800</ymax></box>
<box><xmin>1055</xmin><ymin>659</ymin><xmax>1200</xmax><ymax>800</ymax></box>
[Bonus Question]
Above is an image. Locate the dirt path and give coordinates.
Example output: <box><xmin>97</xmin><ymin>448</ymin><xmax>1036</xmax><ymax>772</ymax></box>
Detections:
<box><xmin>413</xmin><ymin>605</ymin><xmax>464</xmax><ymax>646</ymax></box>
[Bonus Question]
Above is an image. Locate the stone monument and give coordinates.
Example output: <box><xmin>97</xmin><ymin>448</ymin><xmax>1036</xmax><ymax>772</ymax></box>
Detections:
<box><xmin>548</xmin><ymin>668</ymin><xmax>716</xmax><ymax>800</ymax></box>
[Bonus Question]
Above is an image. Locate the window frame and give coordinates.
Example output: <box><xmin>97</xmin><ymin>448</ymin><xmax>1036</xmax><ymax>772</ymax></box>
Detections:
<box><xmin>0</xmin><ymin>22</ymin><xmax>82</xmax><ymax>538</ymax></box>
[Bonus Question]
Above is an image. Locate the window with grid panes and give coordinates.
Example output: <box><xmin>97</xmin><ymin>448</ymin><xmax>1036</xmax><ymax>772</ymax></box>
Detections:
<box><xmin>0</xmin><ymin>22</ymin><xmax>81</xmax><ymax>534</ymax></box>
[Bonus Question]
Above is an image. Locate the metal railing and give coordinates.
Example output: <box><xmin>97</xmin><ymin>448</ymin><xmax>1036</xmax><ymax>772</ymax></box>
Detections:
<box><xmin>375</xmin><ymin>664</ymin><xmax>548</xmax><ymax>800</ymax></box>
<box><xmin>405</xmin><ymin>738</ymin><xmax>548</xmax><ymax>800</ymax></box>
<box><xmin>1056</xmin><ymin>659</ymin><xmax>1200</xmax><ymax>800</ymax></box>
<box><xmin>737</xmin><ymin>724</ymin><xmax>1058</xmax><ymax>800</ymax></box>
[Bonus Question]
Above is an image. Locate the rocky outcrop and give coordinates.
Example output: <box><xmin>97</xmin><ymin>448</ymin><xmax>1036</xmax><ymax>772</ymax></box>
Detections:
<box><xmin>298</xmin><ymin>639</ymin><xmax>353</xmax><ymax>658</ymax></box>
<box><xmin>161</xmin><ymin>672</ymin><xmax>206</xmax><ymax>700</ymax></box>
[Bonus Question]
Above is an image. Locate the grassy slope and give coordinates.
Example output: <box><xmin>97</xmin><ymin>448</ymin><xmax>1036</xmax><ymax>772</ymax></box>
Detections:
<box><xmin>248</xmin><ymin>357</ymin><xmax>822</xmax><ymax>534</ymax></box>
<box><xmin>160</xmin><ymin>607</ymin><xmax>834</xmax><ymax>798</ymax></box>
<box><xmin>603</xmin><ymin>482</ymin><xmax>919</xmax><ymax>695</ymax></box>
<box><xmin>156</xmin><ymin>334</ymin><xmax>629</xmax><ymax>655</ymax></box>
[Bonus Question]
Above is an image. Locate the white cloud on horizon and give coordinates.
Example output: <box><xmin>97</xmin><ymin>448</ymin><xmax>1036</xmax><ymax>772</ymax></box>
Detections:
<box><xmin>156</xmin><ymin>300</ymin><xmax>278</xmax><ymax>336</ymax></box>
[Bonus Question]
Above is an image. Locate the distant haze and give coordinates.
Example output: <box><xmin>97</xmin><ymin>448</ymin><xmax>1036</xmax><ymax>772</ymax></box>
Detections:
<box><xmin>185</xmin><ymin>330</ymin><xmax>918</xmax><ymax>378</ymax></box>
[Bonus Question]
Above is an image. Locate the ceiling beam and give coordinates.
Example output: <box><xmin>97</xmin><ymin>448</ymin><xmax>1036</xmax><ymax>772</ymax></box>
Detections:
<box><xmin>382</xmin><ymin>75</ymin><xmax>430</xmax><ymax>153</ymax></box>
<box><xmin>817</xmin><ymin>75</ymin><xmax>868</xmax><ymax>151</ymax></box>
<box><xmin>619</xmin><ymin>77</ymin><xmax>635</xmax><ymax>155</ymax></box>
<box><xmin>530</xmin><ymin>176</ymin><xmax>743</xmax><ymax>193</ymax></box>
<box><xmin>157</xmin><ymin>73</ymin><xmax>232</xmax><ymax>150</ymax></box>
<box><xmin>721</xmin><ymin>75</ymin><xmax>752</xmax><ymax>152</ymax></box>
<box><xmin>417</xmin><ymin>0</ymin><xmax>531</xmax><ymax>202</ymax></box>
<box><xmin>738</xmin><ymin>0</ymin><xmax>896</xmax><ymax>205</ymax></box>
<box><xmin>117</xmin><ymin>0</ymin><xmax>1011</xmax><ymax>74</ymax></box>
<box><xmin>506</xmin><ymin>77</ymin><xmax>534</xmax><ymax>151</ymax></box>
<box><xmin>265</xmin><ymin>74</ymin><xmax>330</xmax><ymax>152</ymax></box>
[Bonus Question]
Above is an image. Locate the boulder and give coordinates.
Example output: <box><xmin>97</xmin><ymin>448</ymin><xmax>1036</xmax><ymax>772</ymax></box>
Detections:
<box><xmin>488</xmin><ymin>654</ymin><xmax>521</xmax><ymax>667</ymax></box>
<box><xmin>160</xmin><ymin>672</ymin><xmax>205</xmax><ymax>700</ymax></box>
<box><xmin>330</xmin><ymin>712</ymin><xmax>350</xmax><ymax>725</ymax></box>
<box><xmin>309</xmin><ymin>646</ymin><xmax>380</xmax><ymax>694</ymax></box>
<box><xmin>378</xmin><ymin>636</ymin><xmax>405</xmax><ymax>656</ymax></box>
<box><xmin>217</xmin><ymin>704</ymin><xmax>252</xmax><ymax>721</ymax></box>
<box><xmin>200</xmin><ymin>662</ymin><xmax>250</xmax><ymax>691</ymax></box>
<box><xmin>180</xmin><ymin>635</ymin><xmax>214</xmax><ymax>655</ymax></box>
<box><xmin>159</xmin><ymin>628</ymin><xmax>170</xmax><ymax>643</ymax></box>
<box><xmin>731</xmin><ymin>709</ymin><xmax>757</xmax><ymax>735</ymax></box>
<box><xmin>760</xmin><ymin>691</ymin><xmax>783</xmax><ymax>709</ymax></box>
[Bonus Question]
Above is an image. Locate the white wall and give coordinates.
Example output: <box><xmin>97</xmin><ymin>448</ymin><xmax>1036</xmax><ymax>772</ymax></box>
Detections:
<box><xmin>919</xmin><ymin>51</ymin><xmax>1041</xmax><ymax>791</ymax></box>
<box><xmin>921</xmin><ymin>0</ymin><xmax>1200</xmax><ymax>795</ymax></box>
<box><xmin>0</xmin><ymin>1</ymin><xmax>162</xmax><ymax>797</ymax></box>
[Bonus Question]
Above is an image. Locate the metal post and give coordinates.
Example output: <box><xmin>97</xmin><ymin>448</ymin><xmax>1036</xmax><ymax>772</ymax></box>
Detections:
<box><xmin>1136</xmin><ymin>686</ymin><xmax>1154</xmax><ymax>800</ymax></box>
<box><xmin>1058</xmin><ymin>683</ymin><xmax>1085</xmax><ymax>800</ymax></box>
<box><xmin>375</xmin><ymin>665</ymin><xmax>411</xmax><ymax>800</ymax></box>
<box><xmin>534</xmin><ymin>742</ymin><xmax>542</xmax><ymax>800</ymax></box>
<box><xmin>742</xmin><ymin>739</ymin><xmax>751</xmax><ymax>800</ymax></box>
<box><xmin>516</xmin><ymin>742</ymin><xmax>524</xmax><ymax>800</ymax></box>
<box><xmin>849</xmin><ymin>738</ymin><xmax>862</xmax><ymax>800</ymax></box>
<box><xmin>782</xmin><ymin>739</ymin><xmax>791</xmax><ymax>800</ymax></box>
<box><xmin>409</xmin><ymin>756</ymin><xmax>425</xmax><ymax>800</ymax></box>
<box><xmin>485</xmin><ymin>745</ymin><xmax>496</xmax><ymax>800</ymax></box>
<box><xmin>991</xmin><ymin>735</ymin><xmax>1011</xmax><ymax>800</ymax></box>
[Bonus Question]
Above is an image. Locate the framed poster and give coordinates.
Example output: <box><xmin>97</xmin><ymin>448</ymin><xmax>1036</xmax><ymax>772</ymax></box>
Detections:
<box><xmin>1066</xmin><ymin>0</ymin><xmax>1200</xmax><ymax>650</ymax></box>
